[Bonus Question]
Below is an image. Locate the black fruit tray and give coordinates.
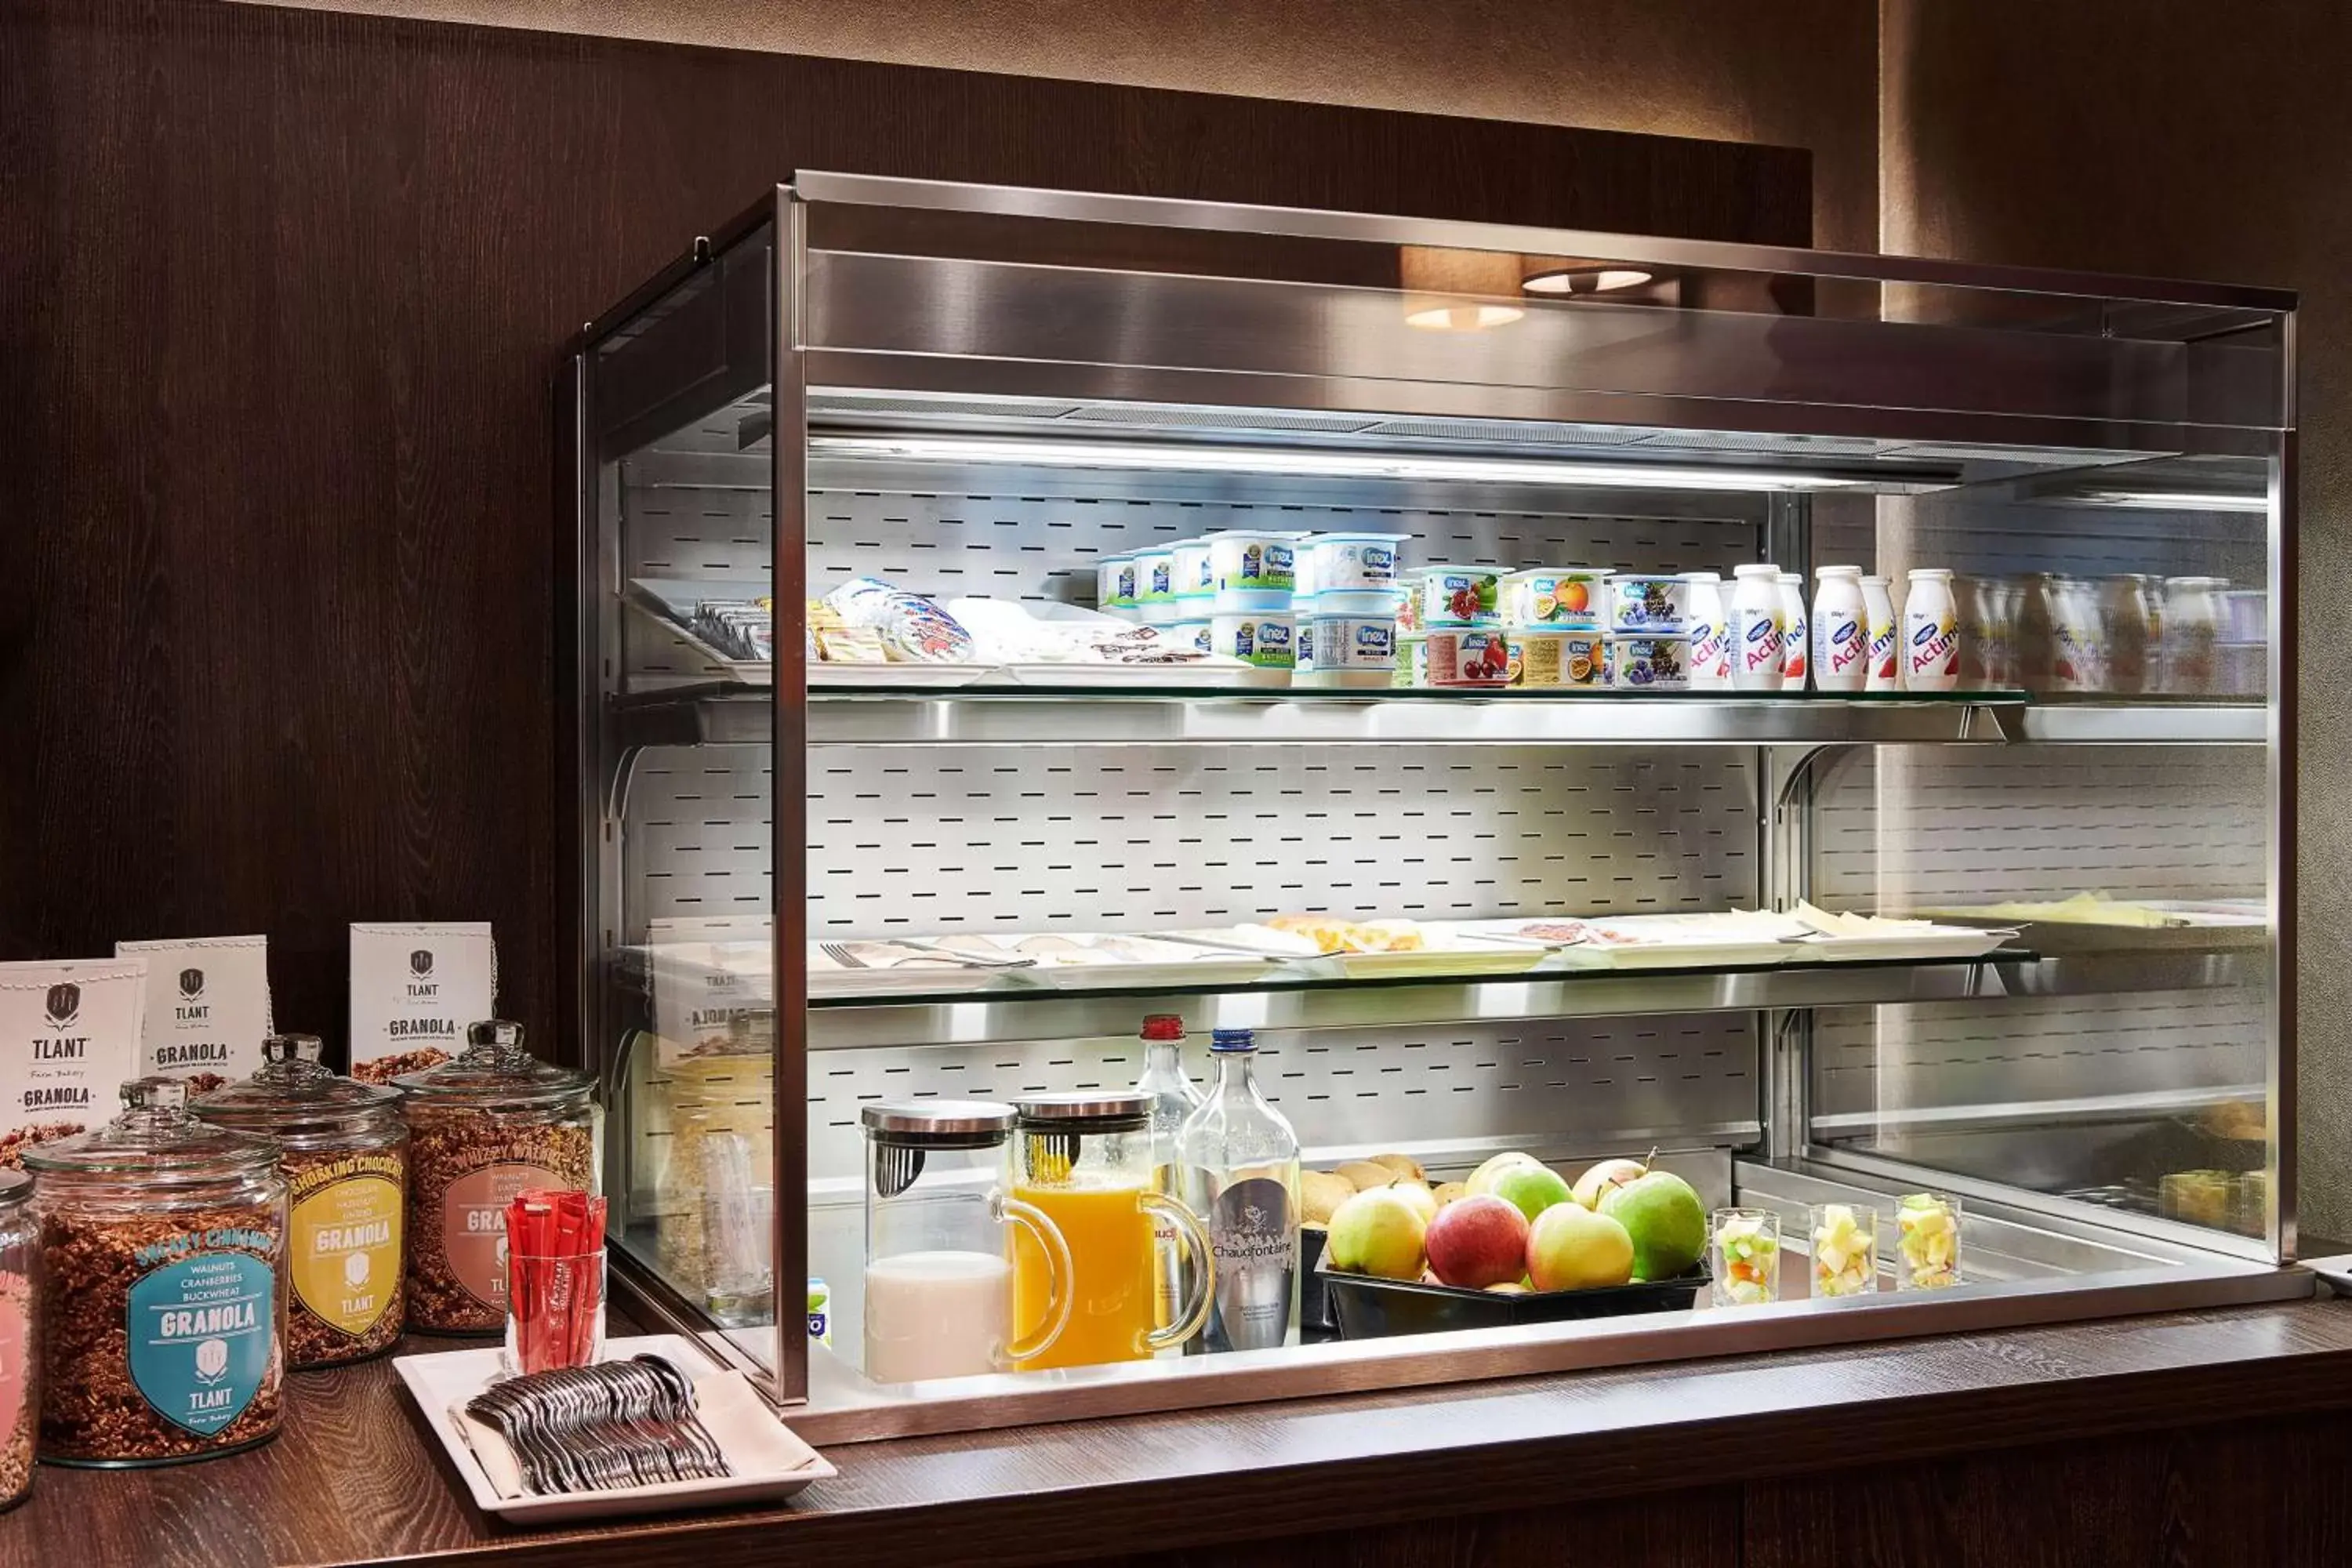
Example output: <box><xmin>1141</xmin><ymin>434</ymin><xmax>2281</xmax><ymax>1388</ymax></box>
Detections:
<box><xmin>1319</xmin><ymin>1256</ymin><xmax>1707</xmax><ymax>1339</ymax></box>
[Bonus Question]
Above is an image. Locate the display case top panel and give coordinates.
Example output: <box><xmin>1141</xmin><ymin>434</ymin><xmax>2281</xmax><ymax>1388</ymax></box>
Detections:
<box><xmin>786</xmin><ymin>173</ymin><xmax>2292</xmax><ymax>464</ymax></box>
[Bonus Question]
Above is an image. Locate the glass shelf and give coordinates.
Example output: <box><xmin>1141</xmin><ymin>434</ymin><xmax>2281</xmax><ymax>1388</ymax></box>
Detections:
<box><xmin>612</xmin><ymin>681</ymin><xmax>2264</xmax><ymax>749</ymax></box>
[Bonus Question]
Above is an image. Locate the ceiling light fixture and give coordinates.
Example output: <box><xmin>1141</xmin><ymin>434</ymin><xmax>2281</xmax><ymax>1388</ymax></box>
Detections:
<box><xmin>808</xmin><ymin>434</ymin><xmax>1867</xmax><ymax>494</ymax></box>
<box><xmin>1522</xmin><ymin>265</ymin><xmax>1657</xmax><ymax>296</ymax></box>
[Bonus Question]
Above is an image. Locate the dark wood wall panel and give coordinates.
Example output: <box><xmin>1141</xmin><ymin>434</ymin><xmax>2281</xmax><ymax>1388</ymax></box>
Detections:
<box><xmin>0</xmin><ymin>0</ymin><xmax>1807</xmax><ymax>1058</ymax></box>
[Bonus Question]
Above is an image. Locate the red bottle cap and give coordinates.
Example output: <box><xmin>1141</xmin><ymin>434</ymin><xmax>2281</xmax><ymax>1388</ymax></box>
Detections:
<box><xmin>1140</xmin><ymin>1014</ymin><xmax>1185</xmax><ymax>1041</ymax></box>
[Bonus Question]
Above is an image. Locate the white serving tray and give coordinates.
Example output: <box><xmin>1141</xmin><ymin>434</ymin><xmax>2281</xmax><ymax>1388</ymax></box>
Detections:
<box><xmin>394</xmin><ymin>1334</ymin><xmax>837</xmax><ymax>1524</ymax></box>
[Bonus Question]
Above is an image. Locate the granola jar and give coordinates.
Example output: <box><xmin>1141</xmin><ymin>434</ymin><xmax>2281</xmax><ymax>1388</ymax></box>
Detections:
<box><xmin>0</xmin><ymin>1171</ymin><xmax>35</xmax><ymax>1509</ymax></box>
<box><xmin>26</xmin><ymin>1079</ymin><xmax>286</xmax><ymax>1467</ymax></box>
<box><xmin>397</xmin><ymin>1021</ymin><xmax>597</xmax><ymax>1334</ymax></box>
<box><xmin>194</xmin><ymin>1035</ymin><xmax>408</xmax><ymax>1367</ymax></box>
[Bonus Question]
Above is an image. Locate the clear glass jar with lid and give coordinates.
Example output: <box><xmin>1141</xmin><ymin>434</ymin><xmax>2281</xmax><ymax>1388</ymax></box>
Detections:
<box><xmin>194</xmin><ymin>1034</ymin><xmax>408</xmax><ymax>1367</ymax></box>
<box><xmin>26</xmin><ymin>1077</ymin><xmax>286</xmax><ymax>1467</ymax></box>
<box><xmin>396</xmin><ymin>1020</ymin><xmax>597</xmax><ymax>1334</ymax></box>
<box><xmin>0</xmin><ymin>1169</ymin><xmax>34</xmax><ymax>1509</ymax></box>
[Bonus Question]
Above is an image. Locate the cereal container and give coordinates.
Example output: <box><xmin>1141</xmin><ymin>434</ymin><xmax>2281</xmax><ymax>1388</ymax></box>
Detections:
<box><xmin>0</xmin><ymin>1171</ymin><xmax>33</xmax><ymax>1508</ymax></box>
<box><xmin>194</xmin><ymin>1035</ymin><xmax>408</xmax><ymax>1368</ymax></box>
<box><xmin>397</xmin><ymin>1022</ymin><xmax>597</xmax><ymax>1335</ymax></box>
<box><xmin>27</xmin><ymin>1079</ymin><xmax>287</xmax><ymax>1467</ymax></box>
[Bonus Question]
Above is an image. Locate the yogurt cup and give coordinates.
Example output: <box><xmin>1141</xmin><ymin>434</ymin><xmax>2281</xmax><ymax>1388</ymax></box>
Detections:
<box><xmin>1207</xmin><ymin>531</ymin><xmax>1298</xmax><ymax>612</ymax></box>
<box><xmin>1512</xmin><ymin>628</ymin><xmax>1606</xmax><ymax>689</ymax></box>
<box><xmin>1098</xmin><ymin>553</ymin><xmax>1138</xmax><ymax>615</ymax></box>
<box><xmin>1393</xmin><ymin>635</ymin><xmax>1428</xmax><ymax>688</ymax></box>
<box><xmin>1295</xmin><ymin>614</ymin><xmax>1315</xmax><ymax>671</ymax></box>
<box><xmin>1211</xmin><ymin>610</ymin><xmax>1297</xmax><ymax>670</ymax></box>
<box><xmin>1167</xmin><ymin>620</ymin><xmax>1214</xmax><ymax>657</ymax></box>
<box><xmin>1171</xmin><ymin>537</ymin><xmax>1215</xmax><ymax>601</ymax></box>
<box><xmin>1425</xmin><ymin>626</ymin><xmax>1512</xmax><ymax>687</ymax></box>
<box><xmin>1134</xmin><ymin>548</ymin><xmax>1178</xmax><ymax>623</ymax></box>
<box><xmin>1413</xmin><ymin>565</ymin><xmax>1503</xmax><ymax>629</ymax></box>
<box><xmin>1504</xmin><ymin>568</ymin><xmax>1606</xmax><ymax>630</ymax></box>
<box><xmin>1308</xmin><ymin>612</ymin><xmax>1398</xmax><ymax>674</ymax></box>
<box><xmin>1605</xmin><ymin>573</ymin><xmax>1691</xmax><ymax>633</ymax></box>
<box><xmin>1608</xmin><ymin>633</ymin><xmax>1693</xmax><ymax>691</ymax></box>
<box><xmin>1310</xmin><ymin>533</ymin><xmax>1408</xmax><ymax>594</ymax></box>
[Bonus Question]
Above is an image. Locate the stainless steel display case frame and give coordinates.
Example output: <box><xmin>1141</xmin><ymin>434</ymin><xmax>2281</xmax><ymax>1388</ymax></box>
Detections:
<box><xmin>568</xmin><ymin>174</ymin><xmax>2297</xmax><ymax>1438</ymax></box>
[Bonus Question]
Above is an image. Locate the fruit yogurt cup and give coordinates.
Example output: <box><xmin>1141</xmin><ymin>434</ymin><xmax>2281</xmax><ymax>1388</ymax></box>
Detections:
<box><xmin>1166</xmin><ymin>620</ymin><xmax>1213</xmax><ymax>657</ymax></box>
<box><xmin>1425</xmin><ymin>627</ymin><xmax>1511</xmax><ymax>688</ymax></box>
<box><xmin>1392</xmin><ymin>635</ymin><xmax>1428</xmax><ymax>688</ymax></box>
<box><xmin>1412</xmin><ymin>565</ymin><xmax>1502</xmax><ymax>630</ymax></box>
<box><xmin>1512</xmin><ymin>629</ymin><xmax>1606</xmax><ymax>688</ymax></box>
<box><xmin>1307</xmin><ymin>611</ymin><xmax>1398</xmax><ymax>676</ymax></box>
<box><xmin>1503</xmin><ymin>568</ymin><xmax>1606</xmax><ymax>630</ymax></box>
<box><xmin>1207</xmin><ymin>530</ymin><xmax>1298</xmax><ymax>612</ymax></box>
<box><xmin>1605</xmin><ymin>572</ymin><xmax>1692</xmax><ymax>633</ymax></box>
<box><xmin>1608</xmin><ymin>633</ymin><xmax>1693</xmax><ymax>690</ymax></box>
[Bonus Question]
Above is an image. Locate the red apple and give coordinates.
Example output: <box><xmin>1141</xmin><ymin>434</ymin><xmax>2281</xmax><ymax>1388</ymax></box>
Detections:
<box><xmin>1424</xmin><ymin>1194</ymin><xmax>1530</xmax><ymax>1289</ymax></box>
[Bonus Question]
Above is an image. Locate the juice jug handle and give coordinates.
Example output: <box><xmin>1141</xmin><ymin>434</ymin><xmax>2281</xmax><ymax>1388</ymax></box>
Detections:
<box><xmin>996</xmin><ymin>1192</ymin><xmax>1074</xmax><ymax>1363</ymax></box>
<box><xmin>1139</xmin><ymin>1192</ymin><xmax>1216</xmax><ymax>1351</ymax></box>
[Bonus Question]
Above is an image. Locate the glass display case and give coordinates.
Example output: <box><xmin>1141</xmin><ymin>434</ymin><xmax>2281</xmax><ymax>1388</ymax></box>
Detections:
<box><xmin>565</xmin><ymin>174</ymin><xmax>2295</xmax><ymax>1442</ymax></box>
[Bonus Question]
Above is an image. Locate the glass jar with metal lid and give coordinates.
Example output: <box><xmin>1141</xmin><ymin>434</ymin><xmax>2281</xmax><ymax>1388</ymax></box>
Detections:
<box><xmin>396</xmin><ymin>1021</ymin><xmax>597</xmax><ymax>1334</ymax></box>
<box><xmin>194</xmin><ymin>1034</ymin><xmax>408</xmax><ymax>1367</ymax></box>
<box><xmin>26</xmin><ymin>1078</ymin><xmax>286</xmax><ymax>1467</ymax></box>
<box><xmin>1007</xmin><ymin>1092</ymin><xmax>1214</xmax><ymax>1369</ymax></box>
<box><xmin>0</xmin><ymin>1169</ymin><xmax>34</xmax><ymax>1508</ymax></box>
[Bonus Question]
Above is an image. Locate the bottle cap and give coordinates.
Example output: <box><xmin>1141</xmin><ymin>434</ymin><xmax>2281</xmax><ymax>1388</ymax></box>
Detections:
<box><xmin>1141</xmin><ymin>1014</ymin><xmax>1186</xmax><ymax>1042</ymax></box>
<box><xmin>1210</xmin><ymin>1027</ymin><xmax>1257</xmax><ymax>1053</ymax></box>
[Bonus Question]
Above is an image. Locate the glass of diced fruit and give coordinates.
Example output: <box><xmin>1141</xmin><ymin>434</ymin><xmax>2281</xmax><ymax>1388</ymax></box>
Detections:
<box><xmin>1895</xmin><ymin>1192</ymin><xmax>1963</xmax><ymax>1290</ymax></box>
<box><xmin>1710</xmin><ymin>1208</ymin><xmax>1780</xmax><ymax>1308</ymax></box>
<box><xmin>1807</xmin><ymin>1203</ymin><xmax>1878</xmax><ymax>1298</ymax></box>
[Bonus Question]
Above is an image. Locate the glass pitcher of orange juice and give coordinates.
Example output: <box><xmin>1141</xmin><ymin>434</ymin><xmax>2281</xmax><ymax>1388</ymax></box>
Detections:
<box><xmin>1008</xmin><ymin>1092</ymin><xmax>1214</xmax><ymax>1369</ymax></box>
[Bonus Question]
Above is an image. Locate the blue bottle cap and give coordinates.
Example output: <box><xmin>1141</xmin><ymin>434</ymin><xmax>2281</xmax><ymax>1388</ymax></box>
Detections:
<box><xmin>1210</xmin><ymin>1028</ymin><xmax>1257</xmax><ymax>1052</ymax></box>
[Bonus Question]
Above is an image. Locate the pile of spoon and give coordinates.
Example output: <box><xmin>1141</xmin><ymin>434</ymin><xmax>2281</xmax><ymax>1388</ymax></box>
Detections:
<box><xmin>466</xmin><ymin>1356</ymin><xmax>732</xmax><ymax>1495</ymax></box>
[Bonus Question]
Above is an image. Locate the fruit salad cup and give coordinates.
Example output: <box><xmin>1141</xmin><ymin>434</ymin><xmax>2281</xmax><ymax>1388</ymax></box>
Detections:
<box><xmin>1807</xmin><ymin>1203</ymin><xmax>1878</xmax><ymax>1298</ymax></box>
<box><xmin>1895</xmin><ymin>1192</ymin><xmax>1963</xmax><ymax>1290</ymax></box>
<box><xmin>1710</xmin><ymin>1208</ymin><xmax>1780</xmax><ymax>1307</ymax></box>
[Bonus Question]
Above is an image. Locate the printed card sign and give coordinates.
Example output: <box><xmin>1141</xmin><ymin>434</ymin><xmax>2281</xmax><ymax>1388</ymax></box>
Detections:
<box><xmin>0</xmin><ymin>957</ymin><xmax>147</xmax><ymax>1167</ymax></box>
<box><xmin>116</xmin><ymin>935</ymin><xmax>274</xmax><ymax>1093</ymax></box>
<box><xmin>649</xmin><ymin>940</ymin><xmax>773</xmax><ymax>1069</ymax></box>
<box><xmin>349</xmin><ymin>923</ymin><xmax>495</xmax><ymax>1085</ymax></box>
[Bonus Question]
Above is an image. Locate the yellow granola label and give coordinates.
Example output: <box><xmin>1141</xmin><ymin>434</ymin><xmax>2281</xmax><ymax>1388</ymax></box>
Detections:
<box><xmin>289</xmin><ymin>1154</ymin><xmax>404</xmax><ymax>1338</ymax></box>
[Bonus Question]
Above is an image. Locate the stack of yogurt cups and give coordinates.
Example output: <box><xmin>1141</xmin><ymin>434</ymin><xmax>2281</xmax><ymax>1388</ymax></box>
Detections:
<box><xmin>1295</xmin><ymin>533</ymin><xmax>1408</xmax><ymax>686</ymax></box>
<box><xmin>1499</xmin><ymin>568</ymin><xmax>1608</xmax><ymax>687</ymax></box>
<box><xmin>1396</xmin><ymin>564</ymin><xmax>1508</xmax><ymax>686</ymax></box>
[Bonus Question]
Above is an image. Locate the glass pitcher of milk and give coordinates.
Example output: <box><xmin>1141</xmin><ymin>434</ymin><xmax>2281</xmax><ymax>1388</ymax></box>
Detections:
<box><xmin>860</xmin><ymin>1100</ymin><xmax>1073</xmax><ymax>1385</ymax></box>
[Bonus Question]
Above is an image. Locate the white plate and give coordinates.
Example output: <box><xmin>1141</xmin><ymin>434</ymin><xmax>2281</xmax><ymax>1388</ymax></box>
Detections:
<box><xmin>393</xmin><ymin>1334</ymin><xmax>836</xmax><ymax>1524</ymax></box>
<box><xmin>1784</xmin><ymin>927</ymin><xmax>2013</xmax><ymax>964</ymax></box>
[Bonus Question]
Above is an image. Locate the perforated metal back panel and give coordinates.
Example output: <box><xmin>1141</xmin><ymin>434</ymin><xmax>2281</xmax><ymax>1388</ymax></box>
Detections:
<box><xmin>806</xmin><ymin>1016</ymin><xmax>1759</xmax><ymax>1181</ymax></box>
<box><xmin>627</xmin><ymin>752</ymin><xmax>775</xmax><ymax>932</ymax></box>
<box><xmin>1810</xmin><ymin>747</ymin><xmax>2267</xmax><ymax>907</ymax></box>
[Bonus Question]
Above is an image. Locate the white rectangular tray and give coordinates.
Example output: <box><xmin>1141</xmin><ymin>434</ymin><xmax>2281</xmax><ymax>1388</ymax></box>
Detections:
<box><xmin>394</xmin><ymin>1334</ymin><xmax>837</xmax><ymax>1524</ymax></box>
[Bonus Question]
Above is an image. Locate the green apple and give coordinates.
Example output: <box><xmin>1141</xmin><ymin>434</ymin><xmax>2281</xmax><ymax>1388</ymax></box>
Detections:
<box><xmin>1326</xmin><ymin>1185</ymin><xmax>1428</xmax><ymax>1280</ymax></box>
<box><xmin>1597</xmin><ymin>1171</ymin><xmax>1707</xmax><ymax>1282</ymax></box>
<box><xmin>1465</xmin><ymin>1151</ymin><xmax>1543</xmax><ymax>1197</ymax></box>
<box><xmin>1526</xmin><ymin>1202</ymin><xmax>1635</xmax><ymax>1290</ymax></box>
<box><xmin>1488</xmin><ymin>1162</ymin><xmax>1574</xmax><ymax>1224</ymax></box>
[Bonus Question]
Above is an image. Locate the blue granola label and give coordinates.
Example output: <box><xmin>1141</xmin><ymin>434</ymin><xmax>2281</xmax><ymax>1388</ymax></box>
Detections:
<box><xmin>127</xmin><ymin>1245</ymin><xmax>275</xmax><ymax>1435</ymax></box>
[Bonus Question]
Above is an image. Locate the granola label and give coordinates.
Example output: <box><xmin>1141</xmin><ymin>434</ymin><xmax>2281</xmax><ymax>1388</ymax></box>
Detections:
<box><xmin>443</xmin><ymin>1162</ymin><xmax>563</xmax><ymax>1311</ymax></box>
<box><xmin>289</xmin><ymin>1155</ymin><xmax>403</xmax><ymax>1338</ymax></box>
<box><xmin>0</xmin><ymin>958</ymin><xmax>146</xmax><ymax>1168</ymax></box>
<box><xmin>126</xmin><ymin>1242</ymin><xmax>275</xmax><ymax>1436</ymax></box>
<box><xmin>116</xmin><ymin>935</ymin><xmax>272</xmax><ymax>1088</ymax></box>
<box><xmin>348</xmin><ymin>924</ymin><xmax>495</xmax><ymax>1083</ymax></box>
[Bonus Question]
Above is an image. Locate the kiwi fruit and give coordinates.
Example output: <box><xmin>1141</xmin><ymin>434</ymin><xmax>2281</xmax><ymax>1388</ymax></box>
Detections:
<box><xmin>1301</xmin><ymin>1170</ymin><xmax>1357</xmax><ymax>1225</ymax></box>
<box><xmin>1431</xmin><ymin>1181</ymin><xmax>1469</xmax><ymax>1207</ymax></box>
<box><xmin>1368</xmin><ymin>1152</ymin><xmax>1427</xmax><ymax>1182</ymax></box>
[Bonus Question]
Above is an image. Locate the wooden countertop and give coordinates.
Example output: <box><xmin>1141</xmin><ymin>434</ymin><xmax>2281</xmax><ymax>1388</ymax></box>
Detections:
<box><xmin>20</xmin><ymin>1299</ymin><xmax>2352</xmax><ymax>1568</ymax></box>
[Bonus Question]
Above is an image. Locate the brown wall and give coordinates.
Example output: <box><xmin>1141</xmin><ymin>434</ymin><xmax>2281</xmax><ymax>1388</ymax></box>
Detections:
<box><xmin>0</xmin><ymin>0</ymin><xmax>1808</xmax><ymax>1058</ymax></box>
<box><xmin>228</xmin><ymin>0</ymin><xmax>1882</xmax><ymax>251</ymax></box>
<box><xmin>1880</xmin><ymin>0</ymin><xmax>2336</xmax><ymax>1236</ymax></box>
